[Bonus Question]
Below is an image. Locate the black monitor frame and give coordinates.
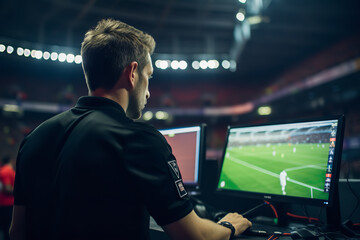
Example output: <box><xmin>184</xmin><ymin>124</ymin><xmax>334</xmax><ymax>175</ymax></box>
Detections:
<box><xmin>216</xmin><ymin>115</ymin><xmax>345</xmax><ymax>209</ymax></box>
<box><xmin>159</xmin><ymin>124</ymin><xmax>207</xmax><ymax>191</ymax></box>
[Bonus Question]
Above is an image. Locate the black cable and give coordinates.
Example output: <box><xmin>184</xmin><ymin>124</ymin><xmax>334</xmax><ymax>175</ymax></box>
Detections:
<box><xmin>241</xmin><ymin>201</ymin><xmax>268</xmax><ymax>217</ymax></box>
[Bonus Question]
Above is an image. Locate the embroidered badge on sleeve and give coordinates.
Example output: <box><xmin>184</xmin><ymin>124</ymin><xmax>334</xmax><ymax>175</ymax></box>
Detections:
<box><xmin>167</xmin><ymin>160</ymin><xmax>180</xmax><ymax>179</ymax></box>
<box><xmin>175</xmin><ymin>179</ymin><xmax>188</xmax><ymax>198</ymax></box>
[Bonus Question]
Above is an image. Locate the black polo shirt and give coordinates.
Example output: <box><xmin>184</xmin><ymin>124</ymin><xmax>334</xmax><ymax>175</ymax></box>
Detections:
<box><xmin>14</xmin><ymin>96</ymin><xmax>193</xmax><ymax>240</ymax></box>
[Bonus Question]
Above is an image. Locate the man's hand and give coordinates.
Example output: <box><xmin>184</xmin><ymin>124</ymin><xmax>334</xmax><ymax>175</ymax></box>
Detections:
<box><xmin>218</xmin><ymin>212</ymin><xmax>252</xmax><ymax>236</ymax></box>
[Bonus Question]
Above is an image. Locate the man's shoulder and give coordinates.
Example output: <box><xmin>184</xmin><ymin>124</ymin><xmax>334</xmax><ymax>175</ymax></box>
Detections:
<box><xmin>130</xmin><ymin>121</ymin><xmax>163</xmax><ymax>138</ymax></box>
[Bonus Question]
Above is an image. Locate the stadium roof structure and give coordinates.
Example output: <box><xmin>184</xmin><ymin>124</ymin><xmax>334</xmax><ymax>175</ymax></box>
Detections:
<box><xmin>0</xmin><ymin>0</ymin><xmax>360</xmax><ymax>120</ymax></box>
<box><xmin>0</xmin><ymin>0</ymin><xmax>359</xmax><ymax>80</ymax></box>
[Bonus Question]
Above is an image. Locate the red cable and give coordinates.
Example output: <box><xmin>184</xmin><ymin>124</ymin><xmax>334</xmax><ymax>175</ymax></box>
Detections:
<box><xmin>264</xmin><ymin>200</ymin><xmax>279</xmax><ymax>219</ymax></box>
<box><xmin>267</xmin><ymin>234</ymin><xmax>275</xmax><ymax>240</ymax></box>
<box><xmin>286</xmin><ymin>212</ymin><xmax>319</xmax><ymax>222</ymax></box>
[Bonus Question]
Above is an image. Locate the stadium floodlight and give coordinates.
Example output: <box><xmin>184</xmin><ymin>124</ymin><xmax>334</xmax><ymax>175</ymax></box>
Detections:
<box><xmin>171</xmin><ymin>60</ymin><xmax>180</xmax><ymax>70</ymax></box>
<box><xmin>192</xmin><ymin>61</ymin><xmax>200</xmax><ymax>70</ymax></box>
<box><xmin>74</xmin><ymin>55</ymin><xmax>82</xmax><ymax>64</ymax></box>
<box><xmin>66</xmin><ymin>54</ymin><xmax>75</xmax><ymax>63</ymax></box>
<box><xmin>199</xmin><ymin>60</ymin><xmax>208</xmax><ymax>69</ymax></box>
<box><xmin>7</xmin><ymin>46</ymin><xmax>14</xmax><ymax>54</ymax></box>
<box><xmin>43</xmin><ymin>51</ymin><xmax>50</xmax><ymax>60</ymax></box>
<box><xmin>17</xmin><ymin>47</ymin><xmax>24</xmax><ymax>56</ymax></box>
<box><xmin>155</xmin><ymin>60</ymin><xmax>162</xmax><ymax>68</ymax></box>
<box><xmin>258</xmin><ymin>106</ymin><xmax>272</xmax><ymax>115</ymax></box>
<box><xmin>236</xmin><ymin>10</ymin><xmax>246</xmax><ymax>22</ymax></box>
<box><xmin>31</xmin><ymin>50</ymin><xmax>36</xmax><ymax>58</ymax></box>
<box><xmin>179</xmin><ymin>60</ymin><xmax>187</xmax><ymax>70</ymax></box>
<box><xmin>222</xmin><ymin>60</ymin><xmax>231</xmax><ymax>69</ymax></box>
<box><xmin>143</xmin><ymin>111</ymin><xmax>153</xmax><ymax>121</ymax></box>
<box><xmin>24</xmin><ymin>49</ymin><xmax>31</xmax><ymax>57</ymax></box>
<box><xmin>155</xmin><ymin>111</ymin><xmax>169</xmax><ymax>120</ymax></box>
<box><xmin>208</xmin><ymin>60</ymin><xmax>219</xmax><ymax>69</ymax></box>
<box><xmin>58</xmin><ymin>53</ymin><xmax>66</xmax><ymax>62</ymax></box>
<box><xmin>159</xmin><ymin>60</ymin><xmax>169</xmax><ymax>69</ymax></box>
<box><xmin>0</xmin><ymin>44</ymin><xmax>5</xmax><ymax>52</ymax></box>
<box><xmin>50</xmin><ymin>52</ymin><xmax>58</xmax><ymax>61</ymax></box>
<box><xmin>35</xmin><ymin>50</ymin><xmax>43</xmax><ymax>59</ymax></box>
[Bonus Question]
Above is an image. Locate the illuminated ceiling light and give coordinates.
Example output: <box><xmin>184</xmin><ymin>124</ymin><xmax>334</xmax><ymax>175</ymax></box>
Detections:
<box><xmin>143</xmin><ymin>111</ymin><xmax>153</xmax><ymax>121</ymax></box>
<box><xmin>199</xmin><ymin>60</ymin><xmax>208</xmax><ymax>69</ymax></box>
<box><xmin>155</xmin><ymin>111</ymin><xmax>169</xmax><ymax>120</ymax></box>
<box><xmin>3</xmin><ymin>104</ymin><xmax>20</xmax><ymax>113</ymax></box>
<box><xmin>66</xmin><ymin>53</ymin><xmax>75</xmax><ymax>63</ymax></box>
<box><xmin>17</xmin><ymin>47</ymin><xmax>24</xmax><ymax>56</ymax></box>
<box><xmin>24</xmin><ymin>49</ymin><xmax>31</xmax><ymax>57</ymax></box>
<box><xmin>43</xmin><ymin>51</ymin><xmax>50</xmax><ymax>60</ymax></box>
<box><xmin>222</xmin><ymin>60</ymin><xmax>230</xmax><ymax>69</ymax></box>
<box><xmin>58</xmin><ymin>53</ymin><xmax>66</xmax><ymax>62</ymax></box>
<box><xmin>239</xmin><ymin>0</ymin><xmax>246</xmax><ymax>3</ymax></box>
<box><xmin>35</xmin><ymin>50</ymin><xmax>43</xmax><ymax>59</ymax></box>
<box><xmin>155</xmin><ymin>60</ymin><xmax>162</xmax><ymax>68</ymax></box>
<box><xmin>31</xmin><ymin>50</ymin><xmax>36</xmax><ymax>58</ymax></box>
<box><xmin>0</xmin><ymin>44</ymin><xmax>5</xmax><ymax>52</ymax></box>
<box><xmin>75</xmin><ymin>55</ymin><xmax>82</xmax><ymax>64</ymax></box>
<box><xmin>159</xmin><ymin>60</ymin><xmax>169</xmax><ymax>69</ymax></box>
<box><xmin>171</xmin><ymin>60</ymin><xmax>180</xmax><ymax>70</ymax></box>
<box><xmin>258</xmin><ymin>106</ymin><xmax>272</xmax><ymax>115</ymax></box>
<box><xmin>208</xmin><ymin>60</ymin><xmax>219</xmax><ymax>69</ymax></box>
<box><xmin>192</xmin><ymin>61</ymin><xmax>200</xmax><ymax>70</ymax></box>
<box><xmin>6</xmin><ymin>46</ymin><xmax>14</xmax><ymax>54</ymax></box>
<box><xmin>50</xmin><ymin>52</ymin><xmax>58</xmax><ymax>61</ymax></box>
<box><xmin>236</xmin><ymin>10</ymin><xmax>246</xmax><ymax>22</ymax></box>
<box><xmin>179</xmin><ymin>60</ymin><xmax>187</xmax><ymax>70</ymax></box>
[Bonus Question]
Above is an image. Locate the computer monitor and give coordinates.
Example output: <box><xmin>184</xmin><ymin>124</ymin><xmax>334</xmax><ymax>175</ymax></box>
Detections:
<box><xmin>159</xmin><ymin>124</ymin><xmax>206</xmax><ymax>190</ymax></box>
<box><xmin>216</xmin><ymin>115</ymin><xmax>345</xmax><ymax>210</ymax></box>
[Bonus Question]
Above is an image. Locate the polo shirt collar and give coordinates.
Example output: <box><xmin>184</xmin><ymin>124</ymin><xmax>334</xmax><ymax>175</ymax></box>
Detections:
<box><xmin>75</xmin><ymin>96</ymin><xmax>126</xmax><ymax>114</ymax></box>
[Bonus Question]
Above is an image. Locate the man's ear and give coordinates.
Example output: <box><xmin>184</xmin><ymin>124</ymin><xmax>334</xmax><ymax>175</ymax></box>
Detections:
<box><xmin>123</xmin><ymin>61</ymin><xmax>138</xmax><ymax>90</ymax></box>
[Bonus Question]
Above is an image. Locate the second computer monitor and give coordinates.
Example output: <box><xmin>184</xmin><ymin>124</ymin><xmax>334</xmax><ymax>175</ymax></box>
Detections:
<box><xmin>159</xmin><ymin>124</ymin><xmax>206</xmax><ymax>190</ymax></box>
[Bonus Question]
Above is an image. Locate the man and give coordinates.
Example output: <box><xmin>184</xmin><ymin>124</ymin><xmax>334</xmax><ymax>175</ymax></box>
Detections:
<box><xmin>0</xmin><ymin>155</ymin><xmax>16</xmax><ymax>240</ymax></box>
<box><xmin>280</xmin><ymin>170</ymin><xmax>290</xmax><ymax>195</ymax></box>
<box><xmin>10</xmin><ymin>19</ymin><xmax>251</xmax><ymax>240</ymax></box>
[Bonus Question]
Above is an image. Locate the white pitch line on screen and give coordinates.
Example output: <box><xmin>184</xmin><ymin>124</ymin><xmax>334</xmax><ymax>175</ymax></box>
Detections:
<box><xmin>285</xmin><ymin>164</ymin><xmax>324</xmax><ymax>172</ymax></box>
<box><xmin>228</xmin><ymin>156</ymin><xmax>324</xmax><ymax>192</ymax></box>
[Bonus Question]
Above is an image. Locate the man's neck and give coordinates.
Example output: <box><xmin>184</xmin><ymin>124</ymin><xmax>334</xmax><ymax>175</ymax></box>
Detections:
<box><xmin>90</xmin><ymin>88</ymin><xmax>128</xmax><ymax>112</ymax></box>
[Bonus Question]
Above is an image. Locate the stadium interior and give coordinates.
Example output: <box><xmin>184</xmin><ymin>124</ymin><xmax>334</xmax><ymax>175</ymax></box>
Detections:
<box><xmin>1</xmin><ymin>0</ymin><xmax>360</xmax><ymax>239</ymax></box>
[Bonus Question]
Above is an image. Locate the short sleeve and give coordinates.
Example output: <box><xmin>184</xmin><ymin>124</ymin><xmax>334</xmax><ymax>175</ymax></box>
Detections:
<box><xmin>123</xmin><ymin>126</ymin><xmax>193</xmax><ymax>226</ymax></box>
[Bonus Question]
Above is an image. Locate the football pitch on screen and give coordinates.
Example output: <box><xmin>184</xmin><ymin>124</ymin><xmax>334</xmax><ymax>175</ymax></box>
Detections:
<box><xmin>219</xmin><ymin>143</ymin><xmax>330</xmax><ymax>200</ymax></box>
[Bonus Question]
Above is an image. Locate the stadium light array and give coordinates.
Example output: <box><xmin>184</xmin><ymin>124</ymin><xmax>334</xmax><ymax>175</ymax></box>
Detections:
<box><xmin>0</xmin><ymin>42</ymin><xmax>235</xmax><ymax>70</ymax></box>
<box><xmin>0</xmin><ymin>42</ymin><xmax>83</xmax><ymax>64</ymax></box>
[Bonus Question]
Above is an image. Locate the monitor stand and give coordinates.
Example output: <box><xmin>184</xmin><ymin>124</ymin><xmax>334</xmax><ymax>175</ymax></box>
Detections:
<box><xmin>324</xmin><ymin>186</ymin><xmax>341</xmax><ymax>232</ymax></box>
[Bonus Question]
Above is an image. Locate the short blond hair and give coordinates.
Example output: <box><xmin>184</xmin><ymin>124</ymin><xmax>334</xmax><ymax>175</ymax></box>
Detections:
<box><xmin>81</xmin><ymin>19</ymin><xmax>155</xmax><ymax>91</ymax></box>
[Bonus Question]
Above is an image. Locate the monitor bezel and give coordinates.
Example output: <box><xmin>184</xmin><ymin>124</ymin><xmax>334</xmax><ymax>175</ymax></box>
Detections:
<box><xmin>215</xmin><ymin>115</ymin><xmax>345</xmax><ymax>207</ymax></box>
<box><xmin>159</xmin><ymin>123</ymin><xmax>207</xmax><ymax>191</ymax></box>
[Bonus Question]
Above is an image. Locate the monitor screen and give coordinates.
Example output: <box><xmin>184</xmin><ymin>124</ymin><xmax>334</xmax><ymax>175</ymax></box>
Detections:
<box><xmin>159</xmin><ymin>124</ymin><xmax>206</xmax><ymax>189</ymax></box>
<box><xmin>216</xmin><ymin>116</ymin><xmax>345</xmax><ymax>206</ymax></box>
